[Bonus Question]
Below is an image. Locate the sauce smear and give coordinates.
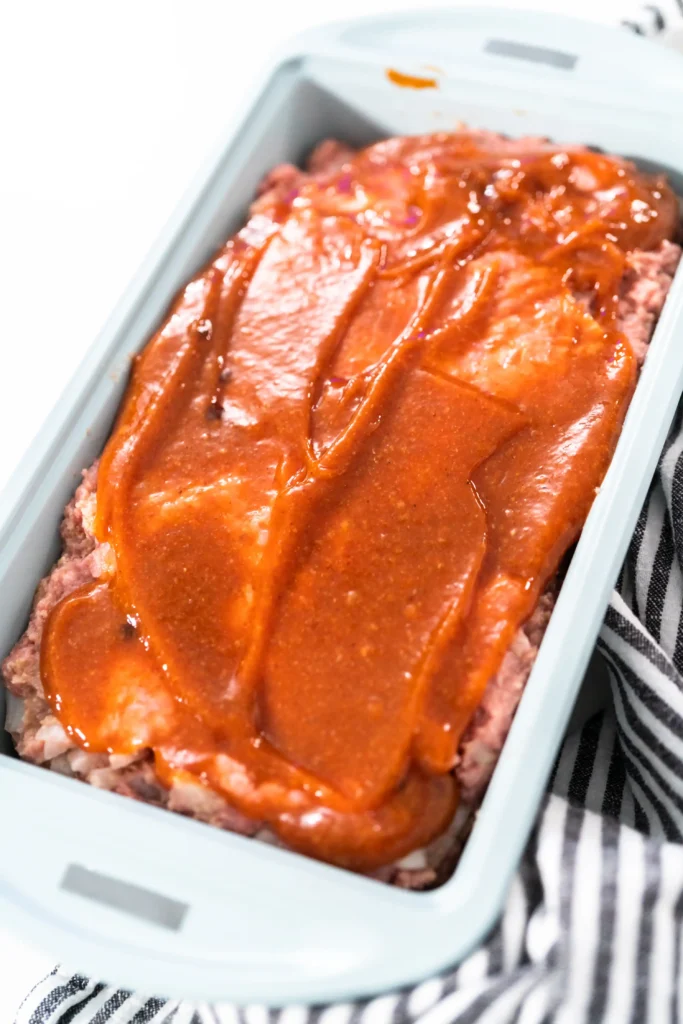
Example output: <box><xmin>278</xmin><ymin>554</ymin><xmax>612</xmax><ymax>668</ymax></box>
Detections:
<box><xmin>386</xmin><ymin>68</ymin><xmax>439</xmax><ymax>89</ymax></box>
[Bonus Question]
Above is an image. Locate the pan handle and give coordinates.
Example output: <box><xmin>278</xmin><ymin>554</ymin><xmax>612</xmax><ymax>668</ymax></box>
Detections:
<box><xmin>286</xmin><ymin>6</ymin><xmax>683</xmax><ymax>100</ymax></box>
<box><xmin>0</xmin><ymin>758</ymin><xmax>499</xmax><ymax>1005</ymax></box>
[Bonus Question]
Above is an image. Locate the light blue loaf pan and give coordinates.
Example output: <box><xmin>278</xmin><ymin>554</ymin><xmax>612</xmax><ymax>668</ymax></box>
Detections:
<box><xmin>2</xmin><ymin>7</ymin><xmax>683</xmax><ymax>1006</ymax></box>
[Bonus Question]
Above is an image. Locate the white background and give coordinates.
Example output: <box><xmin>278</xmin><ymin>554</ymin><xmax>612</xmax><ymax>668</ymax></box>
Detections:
<box><xmin>0</xmin><ymin>0</ymin><xmax>672</xmax><ymax>1018</ymax></box>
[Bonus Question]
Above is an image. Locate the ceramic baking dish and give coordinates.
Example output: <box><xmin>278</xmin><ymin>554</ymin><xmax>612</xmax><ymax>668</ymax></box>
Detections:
<box><xmin>2</xmin><ymin>7</ymin><xmax>683</xmax><ymax>1006</ymax></box>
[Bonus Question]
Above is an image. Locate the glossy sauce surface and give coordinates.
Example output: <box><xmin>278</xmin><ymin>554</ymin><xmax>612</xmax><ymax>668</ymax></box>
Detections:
<box><xmin>42</xmin><ymin>133</ymin><xmax>676</xmax><ymax>869</ymax></box>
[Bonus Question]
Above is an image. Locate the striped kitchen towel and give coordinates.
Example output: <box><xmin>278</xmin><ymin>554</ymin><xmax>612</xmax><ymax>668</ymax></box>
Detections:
<box><xmin>12</xmin><ymin>5</ymin><xmax>683</xmax><ymax>1023</ymax></box>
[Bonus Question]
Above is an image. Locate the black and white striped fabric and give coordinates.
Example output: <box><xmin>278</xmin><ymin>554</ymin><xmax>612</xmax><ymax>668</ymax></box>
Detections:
<box><xmin>621</xmin><ymin>0</ymin><xmax>683</xmax><ymax>36</ymax></box>
<box><xmin>13</xmin><ymin>6</ymin><xmax>683</xmax><ymax>1024</ymax></box>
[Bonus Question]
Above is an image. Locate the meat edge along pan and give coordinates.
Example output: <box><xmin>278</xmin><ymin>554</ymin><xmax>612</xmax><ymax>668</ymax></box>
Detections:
<box><xmin>2</xmin><ymin>7</ymin><xmax>683</xmax><ymax>1006</ymax></box>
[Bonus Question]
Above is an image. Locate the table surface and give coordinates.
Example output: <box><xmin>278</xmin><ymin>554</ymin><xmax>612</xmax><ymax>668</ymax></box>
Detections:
<box><xmin>0</xmin><ymin>0</ymin><xmax>654</xmax><ymax>1016</ymax></box>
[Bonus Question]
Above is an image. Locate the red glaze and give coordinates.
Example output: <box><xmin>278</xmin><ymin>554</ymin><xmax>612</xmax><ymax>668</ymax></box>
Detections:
<box><xmin>42</xmin><ymin>133</ymin><xmax>675</xmax><ymax>869</ymax></box>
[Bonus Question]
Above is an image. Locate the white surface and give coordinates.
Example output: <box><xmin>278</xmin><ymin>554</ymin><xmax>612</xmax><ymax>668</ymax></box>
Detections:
<box><xmin>0</xmin><ymin>930</ymin><xmax>52</xmax><ymax>1022</ymax></box>
<box><xmin>0</xmin><ymin>0</ymin><xmax>661</xmax><ymax>1018</ymax></box>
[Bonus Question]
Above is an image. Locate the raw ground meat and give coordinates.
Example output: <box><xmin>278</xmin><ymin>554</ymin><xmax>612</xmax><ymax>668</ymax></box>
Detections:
<box><xmin>617</xmin><ymin>241</ymin><xmax>682</xmax><ymax>363</ymax></box>
<box><xmin>3</xmin><ymin>137</ymin><xmax>681</xmax><ymax>890</ymax></box>
<box><xmin>456</xmin><ymin>589</ymin><xmax>557</xmax><ymax>807</ymax></box>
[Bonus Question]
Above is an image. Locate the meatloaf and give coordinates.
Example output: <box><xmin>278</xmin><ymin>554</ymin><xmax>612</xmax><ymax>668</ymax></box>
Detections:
<box><xmin>3</xmin><ymin>132</ymin><xmax>681</xmax><ymax>888</ymax></box>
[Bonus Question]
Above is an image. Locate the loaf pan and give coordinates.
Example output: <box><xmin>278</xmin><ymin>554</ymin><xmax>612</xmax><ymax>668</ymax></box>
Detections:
<box><xmin>2</xmin><ymin>7</ymin><xmax>683</xmax><ymax>1006</ymax></box>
